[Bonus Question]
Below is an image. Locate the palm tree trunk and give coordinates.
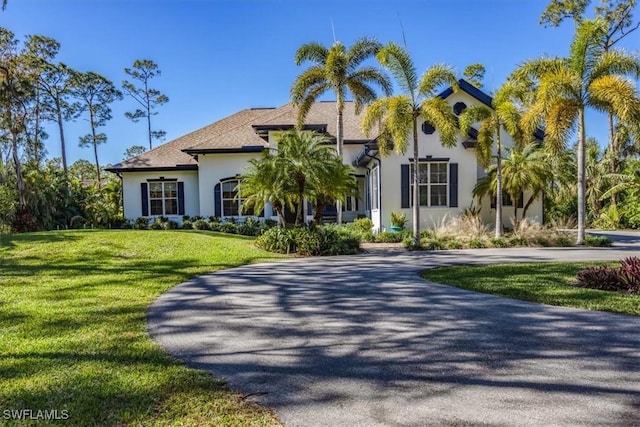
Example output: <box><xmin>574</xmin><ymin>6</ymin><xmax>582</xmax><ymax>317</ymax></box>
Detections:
<box><xmin>412</xmin><ymin>118</ymin><xmax>420</xmax><ymax>246</ymax></box>
<box><xmin>55</xmin><ymin>96</ymin><xmax>68</xmax><ymax>174</ymax></box>
<box><xmin>577</xmin><ymin>109</ymin><xmax>586</xmax><ymax>245</ymax></box>
<box><xmin>495</xmin><ymin>128</ymin><xmax>503</xmax><ymax>238</ymax></box>
<box><xmin>336</xmin><ymin>105</ymin><xmax>344</xmax><ymax>224</ymax></box>
<box><xmin>608</xmin><ymin>112</ymin><xmax>617</xmax><ymax>207</ymax></box>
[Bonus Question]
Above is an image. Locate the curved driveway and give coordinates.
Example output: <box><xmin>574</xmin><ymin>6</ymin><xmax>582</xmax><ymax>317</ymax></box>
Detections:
<box><xmin>149</xmin><ymin>234</ymin><xmax>640</xmax><ymax>426</ymax></box>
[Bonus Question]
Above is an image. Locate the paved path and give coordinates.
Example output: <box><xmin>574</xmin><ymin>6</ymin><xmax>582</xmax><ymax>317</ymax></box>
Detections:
<box><xmin>149</xmin><ymin>235</ymin><xmax>640</xmax><ymax>426</ymax></box>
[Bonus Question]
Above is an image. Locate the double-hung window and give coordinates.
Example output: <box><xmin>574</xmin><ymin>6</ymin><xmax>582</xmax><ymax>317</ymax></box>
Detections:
<box><xmin>221</xmin><ymin>179</ymin><xmax>253</xmax><ymax>216</ymax></box>
<box><xmin>149</xmin><ymin>181</ymin><xmax>178</xmax><ymax>215</ymax></box>
<box><xmin>410</xmin><ymin>162</ymin><xmax>448</xmax><ymax>207</ymax></box>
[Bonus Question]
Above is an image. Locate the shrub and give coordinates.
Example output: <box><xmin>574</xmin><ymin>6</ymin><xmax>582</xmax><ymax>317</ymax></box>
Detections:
<box><xmin>208</xmin><ymin>216</ymin><xmax>221</xmax><ymax>223</ymax></box>
<box><xmin>150</xmin><ymin>221</ymin><xmax>164</xmax><ymax>230</ymax></box>
<box><xmin>255</xmin><ymin>226</ymin><xmax>360</xmax><ymax>256</ymax></box>
<box><xmin>162</xmin><ymin>220</ymin><xmax>178</xmax><ymax>230</ymax></box>
<box><xmin>134</xmin><ymin>217</ymin><xmax>149</xmax><ymax>230</ymax></box>
<box><xmin>376</xmin><ymin>231</ymin><xmax>404</xmax><ymax>243</ymax></box>
<box><xmin>238</xmin><ymin>223</ymin><xmax>260</xmax><ymax>236</ymax></box>
<box><xmin>420</xmin><ymin>238</ymin><xmax>446</xmax><ymax>250</ymax></box>
<box><xmin>619</xmin><ymin>257</ymin><xmax>640</xmax><ymax>293</ymax></box>
<box><xmin>182</xmin><ymin>220</ymin><xmax>193</xmax><ymax>230</ymax></box>
<box><xmin>263</xmin><ymin>219</ymin><xmax>278</xmax><ymax>229</ymax></box>
<box><xmin>219</xmin><ymin>222</ymin><xmax>238</xmax><ymax>234</ymax></box>
<box><xmin>192</xmin><ymin>219</ymin><xmax>210</xmax><ymax>230</ymax></box>
<box><xmin>575</xmin><ymin>266</ymin><xmax>626</xmax><ymax>292</ymax></box>
<box><xmin>256</xmin><ymin>227</ymin><xmax>297</xmax><ymax>254</ymax></box>
<box><xmin>209</xmin><ymin>222</ymin><xmax>222</xmax><ymax>232</ymax></box>
<box><xmin>467</xmin><ymin>239</ymin><xmax>487</xmax><ymax>249</ymax></box>
<box><xmin>584</xmin><ymin>235</ymin><xmax>613</xmax><ymax>247</ymax></box>
<box><xmin>508</xmin><ymin>236</ymin><xmax>528</xmax><ymax>247</ymax></box>
<box><xmin>353</xmin><ymin>217</ymin><xmax>374</xmax><ymax>234</ymax></box>
<box><xmin>445</xmin><ymin>239</ymin><xmax>463</xmax><ymax>249</ymax></box>
<box><xmin>489</xmin><ymin>237</ymin><xmax>508</xmax><ymax>248</ymax></box>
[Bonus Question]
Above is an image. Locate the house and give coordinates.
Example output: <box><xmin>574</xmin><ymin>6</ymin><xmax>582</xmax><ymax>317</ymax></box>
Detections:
<box><xmin>106</xmin><ymin>79</ymin><xmax>543</xmax><ymax>231</ymax></box>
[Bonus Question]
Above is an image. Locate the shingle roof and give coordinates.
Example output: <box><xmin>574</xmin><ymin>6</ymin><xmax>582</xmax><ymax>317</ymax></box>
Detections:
<box><xmin>106</xmin><ymin>101</ymin><xmax>368</xmax><ymax>171</ymax></box>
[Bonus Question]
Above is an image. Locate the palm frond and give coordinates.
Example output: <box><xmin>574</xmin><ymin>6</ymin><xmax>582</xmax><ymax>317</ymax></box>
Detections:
<box><xmin>348</xmin><ymin>66</ymin><xmax>392</xmax><ymax>96</ymax></box>
<box><xmin>290</xmin><ymin>67</ymin><xmax>326</xmax><ymax>104</ymax></box>
<box><xmin>420</xmin><ymin>97</ymin><xmax>459</xmax><ymax>147</ymax></box>
<box><xmin>376</xmin><ymin>42</ymin><xmax>417</xmax><ymax>97</ymax></box>
<box><xmin>589</xmin><ymin>74</ymin><xmax>640</xmax><ymax>123</ymax></box>
<box><xmin>458</xmin><ymin>104</ymin><xmax>492</xmax><ymax>135</ymax></box>
<box><xmin>590</xmin><ymin>50</ymin><xmax>640</xmax><ymax>82</ymax></box>
<box><xmin>294</xmin><ymin>42</ymin><xmax>329</xmax><ymax>66</ymax></box>
<box><xmin>417</xmin><ymin>63</ymin><xmax>458</xmax><ymax>98</ymax></box>
<box><xmin>295</xmin><ymin>83</ymin><xmax>330</xmax><ymax>129</ymax></box>
<box><xmin>346</xmin><ymin>37</ymin><xmax>382</xmax><ymax>71</ymax></box>
<box><xmin>569</xmin><ymin>19</ymin><xmax>606</xmax><ymax>78</ymax></box>
<box><xmin>544</xmin><ymin>100</ymin><xmax>579</xmax><ymax>151</ymax></box>
<box><xmin>476</xmin><ymin>118</ymin><xmax>497</xmax><ymax>167</ymax></box>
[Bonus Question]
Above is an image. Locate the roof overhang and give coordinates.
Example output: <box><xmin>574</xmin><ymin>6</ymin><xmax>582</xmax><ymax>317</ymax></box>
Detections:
<box><xmin>104</xmin><ymin>165</ymin><xmax>199</xmax><ymax>173</ymax></box>
<box><xmin>182</xmin><ymin>145</ymin><xmax>266</xmax><ymax>155</ymax></box>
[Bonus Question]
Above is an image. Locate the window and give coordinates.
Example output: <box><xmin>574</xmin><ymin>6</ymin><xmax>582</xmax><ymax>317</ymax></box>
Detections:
<box><xmin>149</xmin><ymin>181</ymin><xmax>178</xmax><ymax>215</ymax></box>
<box><xmin>221</xmin><ymin>179</ymin><xmax>253</xmax><ymax>216</ymax></box>
<box><xmin>371</xmin><ymin>165</ymin><xmax>379</xmax><ymax>211</ymax></box>
<box><xmin>410</xmin><ymin>162</ymin><xmax>448</xmax><ymax>207</ymax></box>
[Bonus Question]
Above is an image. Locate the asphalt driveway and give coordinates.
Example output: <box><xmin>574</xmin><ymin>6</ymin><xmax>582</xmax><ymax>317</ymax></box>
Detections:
<box><xmin>148</xmin><ymin>236</ymin><xmax>640</xmax><ymax>426</ymax></box>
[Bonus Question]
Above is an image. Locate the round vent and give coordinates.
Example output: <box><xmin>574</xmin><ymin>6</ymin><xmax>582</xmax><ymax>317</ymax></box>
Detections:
<box><xmin>453</xmin><ymin>102</ymin><xmax>467</xmax><ymax>116</ymax></box>
<box><xmin>421</xmin><ymin>122</ymin><xmax>435</xmax><ymax>135</ymax></box>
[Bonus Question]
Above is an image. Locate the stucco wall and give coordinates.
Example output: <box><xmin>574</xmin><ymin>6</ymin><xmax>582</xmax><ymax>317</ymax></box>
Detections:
<box><xmin>121</xmin><ymin>170</ymin><xmax>199</xmax><ymax>221</ymax></box>
<box><xmin>197</xmin><ymin>153</ymin><xmax>264</xmax><ymax>218</ymax></box>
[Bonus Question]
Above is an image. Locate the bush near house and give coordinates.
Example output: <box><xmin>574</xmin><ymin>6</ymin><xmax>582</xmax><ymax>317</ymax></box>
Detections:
<box><xmin>255</xmin><ymin>225</ymin><xmax>360</xmax><ymax>256</ymax></box>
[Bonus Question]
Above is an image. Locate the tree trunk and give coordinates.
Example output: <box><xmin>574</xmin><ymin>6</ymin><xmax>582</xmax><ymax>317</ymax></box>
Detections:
<box><xmin>11</xmin><ymin>130</ymin><xmax>27</xmax><ymax>211</ymax></box>
<box><xmin>608</xmin><ymin>112</ymin><xmax>618</xmax><ymax>207</ymax></box>
<box><xmin>495</xmin><ymin>127</ymin><xmax>503</xmax><ymax>238</ymax></box>
<box><xmin>412</xmin><ymin>118</ymin><xmax>420</xmax><ymax>246</ymax></box>
<box><xmin>295</xmin><ymin>177</ymin><xmax>305</xmax><ymax>226</ymax></box>
<box><xmin>314</xmin><ymin>200</ymin><xmax>324</xmax><ymax>224</ymax></box>
<box><xmin>146</xmin><ymin>80</ymin><xmax>153</xmax><ymax>150</ymax></box>
<box><xmin>89</xmin><ymin>110</ymin><xmax>101</xmax><ymax>187</ymax></box>
<box><xmin>336</xmin><ymin>104</ymin><xmax>344</xmax><ymax>224</ymax></box>
<box><xmin>522</xmin><ymin>193</ymin><xmax>537</xmax><ymax>219</ymax></box>
<box><xmin>576</xmin><ymin>109</ymin><xmax>586</xmax><ymax>245</ymax></box>
<box><xmin>55</xmin><ymin>96</ymin><xmax>68</xmax><ymax>173</ymax></box>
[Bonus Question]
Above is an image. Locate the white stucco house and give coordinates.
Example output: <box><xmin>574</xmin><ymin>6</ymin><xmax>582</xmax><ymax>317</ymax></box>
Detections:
<box><xmin>106</xmin><ymin>79</ymin><xmax>544</xmax><ymax>231</ymax></box>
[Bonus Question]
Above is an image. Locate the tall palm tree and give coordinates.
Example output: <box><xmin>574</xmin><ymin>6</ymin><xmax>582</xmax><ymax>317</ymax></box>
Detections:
<box><xmin>512</xmin><ymin>18</ymin><xmax>640</xmax><ymax>244</ymax></box>
<box><xmin>361</xmin><ymin>42</ymin><xmax>459</xmax><ymax>245</ymax></box>
<box><xmin>459</xmin><ymin>81</ymin><xmax>524</xmax><ymax>238</ymax></box>
<box><xmin>291</xmin><ymin>38</ymin><xmax>392</xmax><ymax>223</ymax></box>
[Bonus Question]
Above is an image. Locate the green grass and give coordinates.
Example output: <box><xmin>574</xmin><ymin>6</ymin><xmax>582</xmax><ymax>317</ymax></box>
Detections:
<box><xmin>421</xmin><ymin>262</ymin><xmax>640</xmax><ymax>316</ymax></box>
<box><xmin>0</xmin><ymin>230</ymin><xmax>284</xmax><ymax>426</ymax></box>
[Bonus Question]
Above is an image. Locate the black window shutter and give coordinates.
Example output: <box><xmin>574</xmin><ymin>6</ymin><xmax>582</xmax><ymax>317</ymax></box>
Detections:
<box><xmin>177</xmin><ymin>182</ymin><xmax>185</xmax><ymax>215</ymax></box>
<box><xmin>517</xmin><ymin>191</ymin><xmax>524</xmax><ymax>208</ymax></box>
<box><xmin>491</xmin><ymin>196</ymin><xmax>497</xmax><ymax>209</ymax></box>
<box><xmin>449</xmin><ymin>163</ymin><xmax>458</xmax><ymax>207</ymax></box>
<box><xmin>141</xmin><ymin>183</ymin><xmax>149</xmax><ymax>216</ymax></box>
<box><xmin>401</xmin><ymin>164</ymin><xmax>410</xmax><ymax>208</ymax></box>
<box><xmin>214</xmin><ymin>183</ymin><xmax>221</xmax><ymax>217</ymax></box>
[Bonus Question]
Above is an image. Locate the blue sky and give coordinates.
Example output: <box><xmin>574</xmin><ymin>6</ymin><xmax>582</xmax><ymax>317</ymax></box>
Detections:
<box><xmin>4</xmin><ymin>0</ymin><xmax>638</xmax><ymax>166</ymax></box>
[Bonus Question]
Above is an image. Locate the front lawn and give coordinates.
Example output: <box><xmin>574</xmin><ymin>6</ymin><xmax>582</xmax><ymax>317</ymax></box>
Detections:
<box><xmin>0</xmin><ymin>230</ymin><xmax>283</xmax><ymax>426</ymax></box>
<box><xmin>421</xmin><ymin>262</ymin><xmax>640</xmax><ymax>316</ymax></box>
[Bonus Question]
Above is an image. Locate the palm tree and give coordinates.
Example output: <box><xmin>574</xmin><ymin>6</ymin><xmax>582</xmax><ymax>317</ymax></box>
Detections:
<box><xmin>239</xmin><ymin>151</ymin><xmax>294</xmax><ymax>227</ymax></box>
<box><xmin>239</xmin><ymin>130</ymin><xmax>355</xmax><ymax>227</ymax></box>
<box><xmin>459</xmin><ymin>81</ymin><xmax>524</xmax><ymax>238</ymax></box>
<box><xmin>361</xmin><ymin>42</ymin><xmax>459</xmax><ymax>245</ymax></box>
<box><xmin>291</xmin><ymin>38</ymin><xmax>392</xmax><ymax>223</ymax></box>
<box><xmin>501</xmin><ymin>143</ymin><xmax>551</xmax><ymax>221</ymax></box>
<box><xmin>512</xmin><ymin>18</ymin><xmax>640</xmax><ymax>244</ymax></box>
<box><xmin>473</xmin><ymin>143</ymin><xmax>551</xmax><ymax>224</ymax></box>
<box><xmin>308</xmin><ymin>158</ymin><xmax>358</xmax><ymax>224</ymax></box>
